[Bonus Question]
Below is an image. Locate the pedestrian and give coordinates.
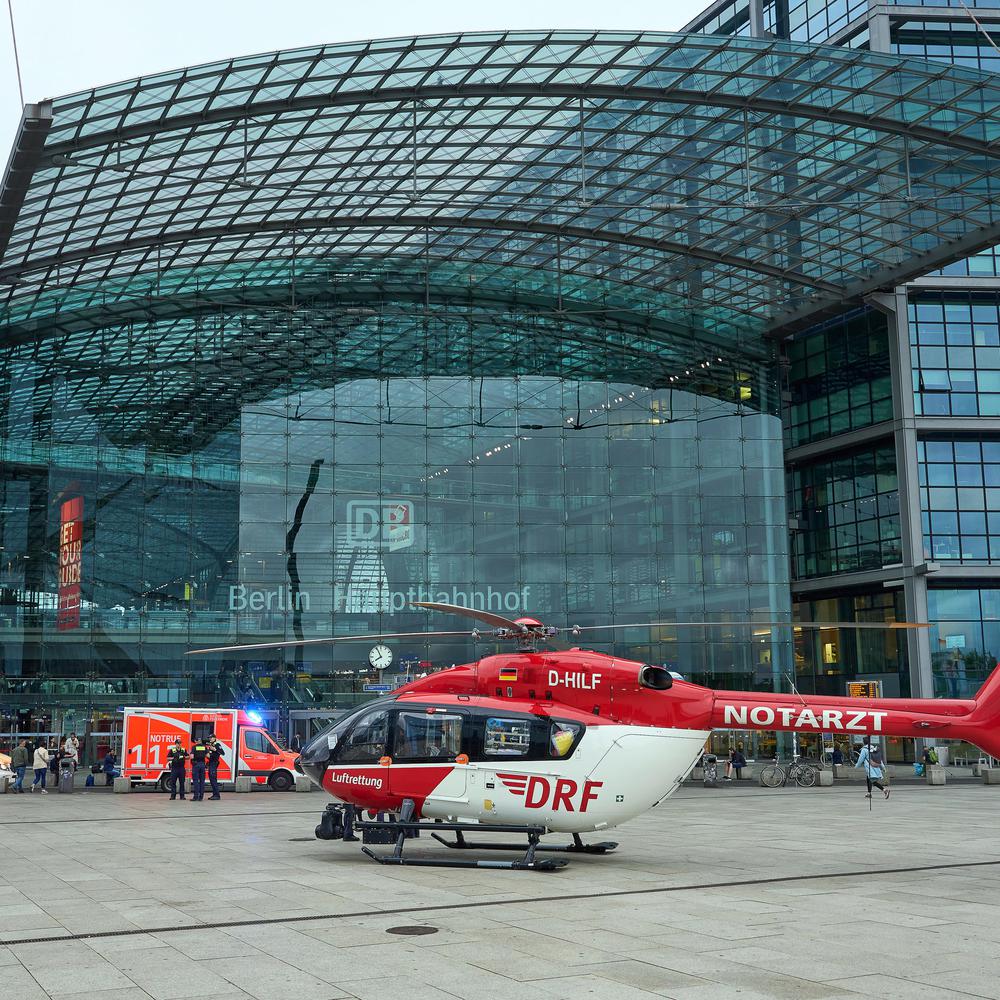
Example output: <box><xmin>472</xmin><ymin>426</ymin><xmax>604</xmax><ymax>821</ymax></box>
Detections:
<box><xmin>64</xmin><ymin>732</ymin><xmax>80</xmax><ymax>771</ymax></box>
<box><xmin>189</xmin><ymin>736</ymin><xmax>210</xmax><ymax>801</ymax></box>
<box><xmin>11</xmin><ymin>738</ymin><xmax>30</xmax><ymax>793</ymax></box>
<box><xmin>856</xmin><ymin>736</ymin><xmax>890</xmax><ymax>800</ymax></box>
<box><xmin>206</xmin><ymin>735</ymin><xmax>223</xmax><ymax>800</ymax></box>
<box><xmin>49</xmin><ymin>742</ymin><xmax>63</xmax><ymax>782</ymax></box>
<box><xmin>31</xmin><ymin>742</ymin><xmax>50</xmax><ymax>793</ymax></box>
<box><xmin>102</xmin><ymin>749</ymin><xmax>117</xmax><ymax>787</ymax></box>
<box><xmin>167</xmin><ymin>738</ymin><xmax>188</xmax><ymax>800</ymax></box>
<box><xmin>922</xmin><ymin>746</ymin><xmax>939</xmax><ymax>766</ymax></box>
<box><xmin>832</xmin><ymin>745</ymin><xmax>844</xmax><ymax>766</ymax></box>
<box><xmin>724</xmin><ymin>743</ymin><xmax>747</xmax><ymax>780</ymax></box>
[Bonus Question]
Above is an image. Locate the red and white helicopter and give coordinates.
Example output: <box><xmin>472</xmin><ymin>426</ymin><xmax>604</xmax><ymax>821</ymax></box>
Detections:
<box><xmin>192</xmin><ymin>602</ymin><xmax>1000</xmax><ymax>871</ymax></box>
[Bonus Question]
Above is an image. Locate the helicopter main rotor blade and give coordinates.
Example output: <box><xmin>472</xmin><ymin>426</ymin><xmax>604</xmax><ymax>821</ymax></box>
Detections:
<box><xmin>410</xmin><ymin>601</ymin><xmax>530</xmax><ymax>633</ymax></box>
<box><xmin>560</xmin><ymin>620</ymin><xmax>930</xmax><ymax>634</ymax></box>
<box><xmin>186</xmin><ymin>629</ymin><xmax>474</xmax><ymax>655</ymax></box>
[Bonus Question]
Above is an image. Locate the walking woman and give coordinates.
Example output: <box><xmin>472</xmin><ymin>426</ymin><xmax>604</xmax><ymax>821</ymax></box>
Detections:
<box><xmin>31</xmin><ymin>742</ymin><xmax>50</xmax><ymax>792</ymax></box>
<box><xmin>856</xmin><ymin>736</ymin><xmax>890</xmax><ymax>800</ymax></box>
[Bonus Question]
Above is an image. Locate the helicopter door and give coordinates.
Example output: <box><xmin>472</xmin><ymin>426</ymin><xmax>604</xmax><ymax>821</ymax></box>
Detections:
<box><xmin>389</xmin><ymin>710</ymin><xmax>468</xmax><ymax>805</ymax></box>
<box><xmin>325</xmin><ymin>707</ymin><xmax>391</xmax><ymax>809</ymax></box>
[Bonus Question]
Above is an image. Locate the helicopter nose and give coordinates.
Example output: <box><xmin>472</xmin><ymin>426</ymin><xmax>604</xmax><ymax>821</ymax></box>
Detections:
<box><xmin>301</xmin><ymin>763</ymin><xmax>326</xmax><ymax>787</ymax></box>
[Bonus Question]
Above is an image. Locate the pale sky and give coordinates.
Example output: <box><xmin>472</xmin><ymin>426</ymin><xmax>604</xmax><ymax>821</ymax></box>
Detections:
<box><xmin>0</xmin><ymin>0</ymin><xmax>707</xmax><ymax>158</ymax></box>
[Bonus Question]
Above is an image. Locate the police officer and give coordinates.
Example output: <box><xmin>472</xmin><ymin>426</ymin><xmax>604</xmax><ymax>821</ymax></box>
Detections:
<box><xmin>167</xmin><ymin>738</ymin><xmax>188</xmax><ymax>800</ymax></box>
<box><xmin>206</xmin><ymin>735</ymin><xmax>223</xmax><ymax>801</ymax></box>
<box><xmin>189</xmin><ymin>736</ymin><xmax>210</xmax><ymax>801</ymax></box>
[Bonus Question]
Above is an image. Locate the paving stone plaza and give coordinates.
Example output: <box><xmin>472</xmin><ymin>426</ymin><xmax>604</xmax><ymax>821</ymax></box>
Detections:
<box><xmin>3</xmin><ymin>782</ymin><xmax>1000</xmax><ymax>1000</ymax></box>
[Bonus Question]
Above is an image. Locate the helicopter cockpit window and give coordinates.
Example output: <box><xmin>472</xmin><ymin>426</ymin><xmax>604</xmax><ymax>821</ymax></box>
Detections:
<box><xmin>484</xmin><ymin>717</ymin><xmax>531</xmax><ymax>757</ymax></box>
<box><xmin>333</xmin><ymin>708</ymin><xmax>390</xmax><ymax>763</ymax></box>
<box><xmin>549</xmin><ymin>721</ymin><xmax>583</xmax><ymax>758</ymax></box>
<box><xmin>394</xmin><ymin>712</ymin><xmax>463</xmax><ymax>761</ymax></box>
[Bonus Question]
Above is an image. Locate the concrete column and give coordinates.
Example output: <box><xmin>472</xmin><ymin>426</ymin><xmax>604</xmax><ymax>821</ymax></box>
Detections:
<box><xmin>867</xmin><ymin>0</ymin><xmax>891</xmax><ymax>52</ymax></box>
<box><xmin>874</xmin><ymin>289</ymin><xmax>934</xmax><ymax>703</ymax></box>
<box><xmin>748</xmin><ymin>0</ymin><xmax>766</xmax><ymax>37</ymax></box>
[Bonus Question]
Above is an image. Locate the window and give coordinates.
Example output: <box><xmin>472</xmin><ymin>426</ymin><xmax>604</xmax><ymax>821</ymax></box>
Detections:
<box><xmin>192</xmin><ymin>722</ymin><xmax>215</xmax><ymax>741</ymax></box>
<box><xmin>483</xmin><ymin>717</ymin><xmax>532</xmax><ymax>756</ymax></box>
<box><xmin>243</xmin><ymin>730</ymin><xmax>267</xmax><ymax>753</ymax></box>
<box><xmin>911</xmin><ymin>295</ymin><xmax>1000</xmax><ymax>415</ymax></box>
<box><xmin>788</xmin><ymin>444</ymin><xmax>901</xmax><ymax>579</ymax></box>
<box><xmin>919</xmin><ymin>437</ymin><xmax>1000</xmax><ymax>563</ymax></box>
<box><xmin>785</xmin><ymin>309</ymin><xmax>892</xmax><ymax>448</ymax></box>
<box><xmin>549</xmin><ymin>721</ymin><xmax>583</xmax><ymax>758</ymax></box>
<box><xmin>394</xmin><ymin>711</ymin><xmax>463</xmax><ymax>760</ymax></box>
<box><xmin>334</xmin><ymin>708</ymin><xmax>389</xmax><ymax>763</ymax></box>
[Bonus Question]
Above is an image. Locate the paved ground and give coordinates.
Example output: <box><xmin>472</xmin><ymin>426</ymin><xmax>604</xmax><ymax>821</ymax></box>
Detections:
<box><xmin>2</xmin><ymin>781</ymin><xmax>1000</xmax><ymax>1000</ymax></box>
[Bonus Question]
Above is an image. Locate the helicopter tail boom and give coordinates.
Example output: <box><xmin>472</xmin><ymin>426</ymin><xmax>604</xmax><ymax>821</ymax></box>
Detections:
<box><xmin>708</xmin><ymin>662</ymin><xmax>1000</xmax><ymax>757</ymax></box>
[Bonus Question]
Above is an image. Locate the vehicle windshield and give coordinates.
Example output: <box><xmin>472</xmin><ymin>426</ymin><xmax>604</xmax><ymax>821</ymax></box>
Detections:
<box><xmin>298</xmin><ymin>699</ymin><xmax>391</xmax><ymax>766</ymax></box>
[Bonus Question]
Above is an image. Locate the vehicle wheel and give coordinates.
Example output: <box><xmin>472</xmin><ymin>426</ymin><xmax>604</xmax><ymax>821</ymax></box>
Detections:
<box><xmin>269</xmin><ymin>770</ymin><xmax>294</xmax><ymax>792</ymax></box>
<box><xmin>795</xmin><ymin>767</ymin><xmax>817</xmax><ymax>788</ymax></box>
<box><xmin>157</xmin><ymin>774</ymin><xmax>171</xmax><ymax>792</ymax></box>
<box><xmin>759</xmin><ymin>765</ymin><xmax>783</xmax><ymax>788</ymax></box>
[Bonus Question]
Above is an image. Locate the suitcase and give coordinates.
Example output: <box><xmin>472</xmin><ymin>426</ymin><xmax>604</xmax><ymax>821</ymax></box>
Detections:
<box><xmin>58</xmin><ymin>768</ymin><xmax>74</xmax><ymax>793</ymax></box>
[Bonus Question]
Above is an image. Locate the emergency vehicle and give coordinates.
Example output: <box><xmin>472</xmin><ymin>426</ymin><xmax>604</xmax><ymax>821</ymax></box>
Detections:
<box><xmin>121</xmin><ymin>707</ymin><xmax>299</xmax><ymax>791</ymax></box>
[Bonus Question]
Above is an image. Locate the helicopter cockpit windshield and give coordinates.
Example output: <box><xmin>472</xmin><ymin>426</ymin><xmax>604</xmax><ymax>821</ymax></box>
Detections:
<box><xmin>298</xmin><ymin>700</ymin><xmax>394</xmax><ymax>773</ymax></box>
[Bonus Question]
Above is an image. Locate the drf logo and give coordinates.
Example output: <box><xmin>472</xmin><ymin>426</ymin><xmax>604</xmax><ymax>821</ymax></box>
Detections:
<box><xmin>345</xmin><ymin>500</ymin><xmax>414</xmax><ymax>551</ymax></box>
<box><xmin>497</xmin><ymin>773</ymin><xmax>602</xmax><ymax>812</ymax></box>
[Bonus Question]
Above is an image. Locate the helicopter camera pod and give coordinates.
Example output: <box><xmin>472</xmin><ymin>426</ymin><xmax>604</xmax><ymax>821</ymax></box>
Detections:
<box><xmin>638</xmin><ymin>664</ymin><xmax>674</xmax><ymax>690</ymax></box>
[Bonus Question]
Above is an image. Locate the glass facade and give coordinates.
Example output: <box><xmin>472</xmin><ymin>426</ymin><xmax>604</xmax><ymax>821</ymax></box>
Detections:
<box><xmin>793</xmin><ymin>590</ymin><xmax>909</xmax><ymax>695</ymax></box>
<box><xmin>9</xmin><ymin>28</ymin><xmax>1000</xmax><ymax>755</ymax></box>
<box><xmin>789</xmin><ymin>444</ymin><xmax>901</xmax><ymax>579</ymax></box>
<box><xmin>784</xmin><ymin>310</ymin><xmax>893</xmax><ymax>448</ymax></box>
<box><xmin>0</xmin><ymin>331</ymin><xmax>792</xmax><ymax>734</ymax></box>
<box><xmin>927</xmin><ymin>588</ymin><xmax>1000</xmax><ymax>700</ymax></box>
<box><xmin>919</xmin><ymin>438</ymin><xmax>1000</xmax><ymax>563</ymax></box>
<box><xmin>783</xmin><ymin>0</ymin><xmax>869</xmax><ymax>42</ymax></box>
<box><xmin>911</xmin><ymin>295</ymin><xmax>1000</xmax><ymax>417</ymax></box>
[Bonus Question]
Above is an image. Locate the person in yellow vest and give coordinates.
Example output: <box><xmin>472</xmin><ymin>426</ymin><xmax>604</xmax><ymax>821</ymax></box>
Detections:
<box><xmin>189</xmin><ymin>738</ymin><xmax>210</xmax><ymax>801</ymax></box>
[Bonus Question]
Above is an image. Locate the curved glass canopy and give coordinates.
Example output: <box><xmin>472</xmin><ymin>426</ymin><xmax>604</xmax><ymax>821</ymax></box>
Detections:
<box><xmin>2</xmin><ymin>29</ymin><xmax>1000</xmax><ymax>435</ymax></box>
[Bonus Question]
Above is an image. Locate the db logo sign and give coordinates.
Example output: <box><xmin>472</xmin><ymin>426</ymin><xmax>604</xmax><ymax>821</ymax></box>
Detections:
<box><xmin>346</xmin><ymin>500</ymin><xmax>414</xmax><ymax>551</ymax></box>
<box><xmin>497</xmin><ymin>773</ymin><xmax>602</xmax><ymax>812</ymax></box>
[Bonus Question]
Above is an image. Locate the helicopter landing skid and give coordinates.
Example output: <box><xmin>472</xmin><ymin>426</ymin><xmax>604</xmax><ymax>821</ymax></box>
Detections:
<box><xmin>431</xmin><ymin>830</ymin><xmax>618</xmax><ymax>855</ymax></box>
<box><xmin>355</xmin><ymin>801</ymin><xmax>567</xmax><ymax>871</ymax></box>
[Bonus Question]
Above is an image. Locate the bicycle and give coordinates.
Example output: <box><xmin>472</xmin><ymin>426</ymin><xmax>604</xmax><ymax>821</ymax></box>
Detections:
<box><xmin>759</xmin><ymin>756</ymin><xmax>818</xmax><ymax>788</ymax></box>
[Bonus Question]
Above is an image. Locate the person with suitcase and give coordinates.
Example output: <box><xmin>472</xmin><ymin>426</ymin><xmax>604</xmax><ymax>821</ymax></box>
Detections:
<box><xmin>167</xmin><ymin>739</ymin><xmax>188</xmax><ymax>800</ymax></box>
<box><xmin>189</xmin><ymin>738</ymin><xmax>210</xmax><ymax>801</ymax></box>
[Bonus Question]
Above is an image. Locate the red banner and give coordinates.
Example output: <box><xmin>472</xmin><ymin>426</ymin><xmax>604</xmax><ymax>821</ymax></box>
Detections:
<box><xmin>57</xmin><ymin>496</ymin><xmax>83</xmax><ymax>631</ymax></box>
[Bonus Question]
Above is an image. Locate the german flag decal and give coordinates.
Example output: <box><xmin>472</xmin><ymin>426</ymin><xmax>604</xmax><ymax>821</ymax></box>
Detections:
<box><xmin>498</xmin><ymin>667</ymin><xmax>518</xmax><ymax>682</ymax></box>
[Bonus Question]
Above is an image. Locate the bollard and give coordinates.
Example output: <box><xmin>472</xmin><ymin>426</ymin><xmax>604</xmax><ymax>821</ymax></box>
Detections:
<box><xmin>234</xmin><ymin>776</ymin><xmax>254</xmax><ymax>792</ymax></box>
<box><xmin>113</xmin><ymin>776</ymin><xmax>131</xmax><ymax>793</ymax></box>
<box><xmin>926</xmin><ymin>765</ymin><xmax>947</xmax><ymax>786</ymax></box>
<box><xmin>983</xmin><ymin>769</ymin><xmax>1000</xmax><ymax>785</ymax></box>
<box><xmin>0</xmin><ymin>776</ymin><xmax>9</xmax><ymax>794</ymax></box>
<box><xmin>816</xmin><ymin>769</ymin><xmax>834</xmax><ymax>786</ymax></box>
<box><xmin>294</xmin><ymin>774</ymin><xmax>313</xmax><ymax>793</ymax></box>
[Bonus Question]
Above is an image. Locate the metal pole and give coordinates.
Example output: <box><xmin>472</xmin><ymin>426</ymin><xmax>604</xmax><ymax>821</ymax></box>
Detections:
<box><xmin>5</xmin><ymin>0</ymin><xmax>24</xmax><ymax>106</ymax></box>
<box><xmin>743</xmin><ymin>109</ymin><xmax>753</xmax><ymax>205</ymax></box>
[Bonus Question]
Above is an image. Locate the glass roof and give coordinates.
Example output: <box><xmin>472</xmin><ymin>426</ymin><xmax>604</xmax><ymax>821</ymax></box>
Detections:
<box><xmin>3</xmin><ymin>29</ymin><xmax>1000</xmax><ymax>422</ymax></box>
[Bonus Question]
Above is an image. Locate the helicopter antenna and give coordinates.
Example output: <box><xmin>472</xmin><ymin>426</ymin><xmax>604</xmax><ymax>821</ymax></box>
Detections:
<box><xmin>783</xmin><ymin>671</ymin><xmax>809</xmax><ymax>708</ymax></box>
